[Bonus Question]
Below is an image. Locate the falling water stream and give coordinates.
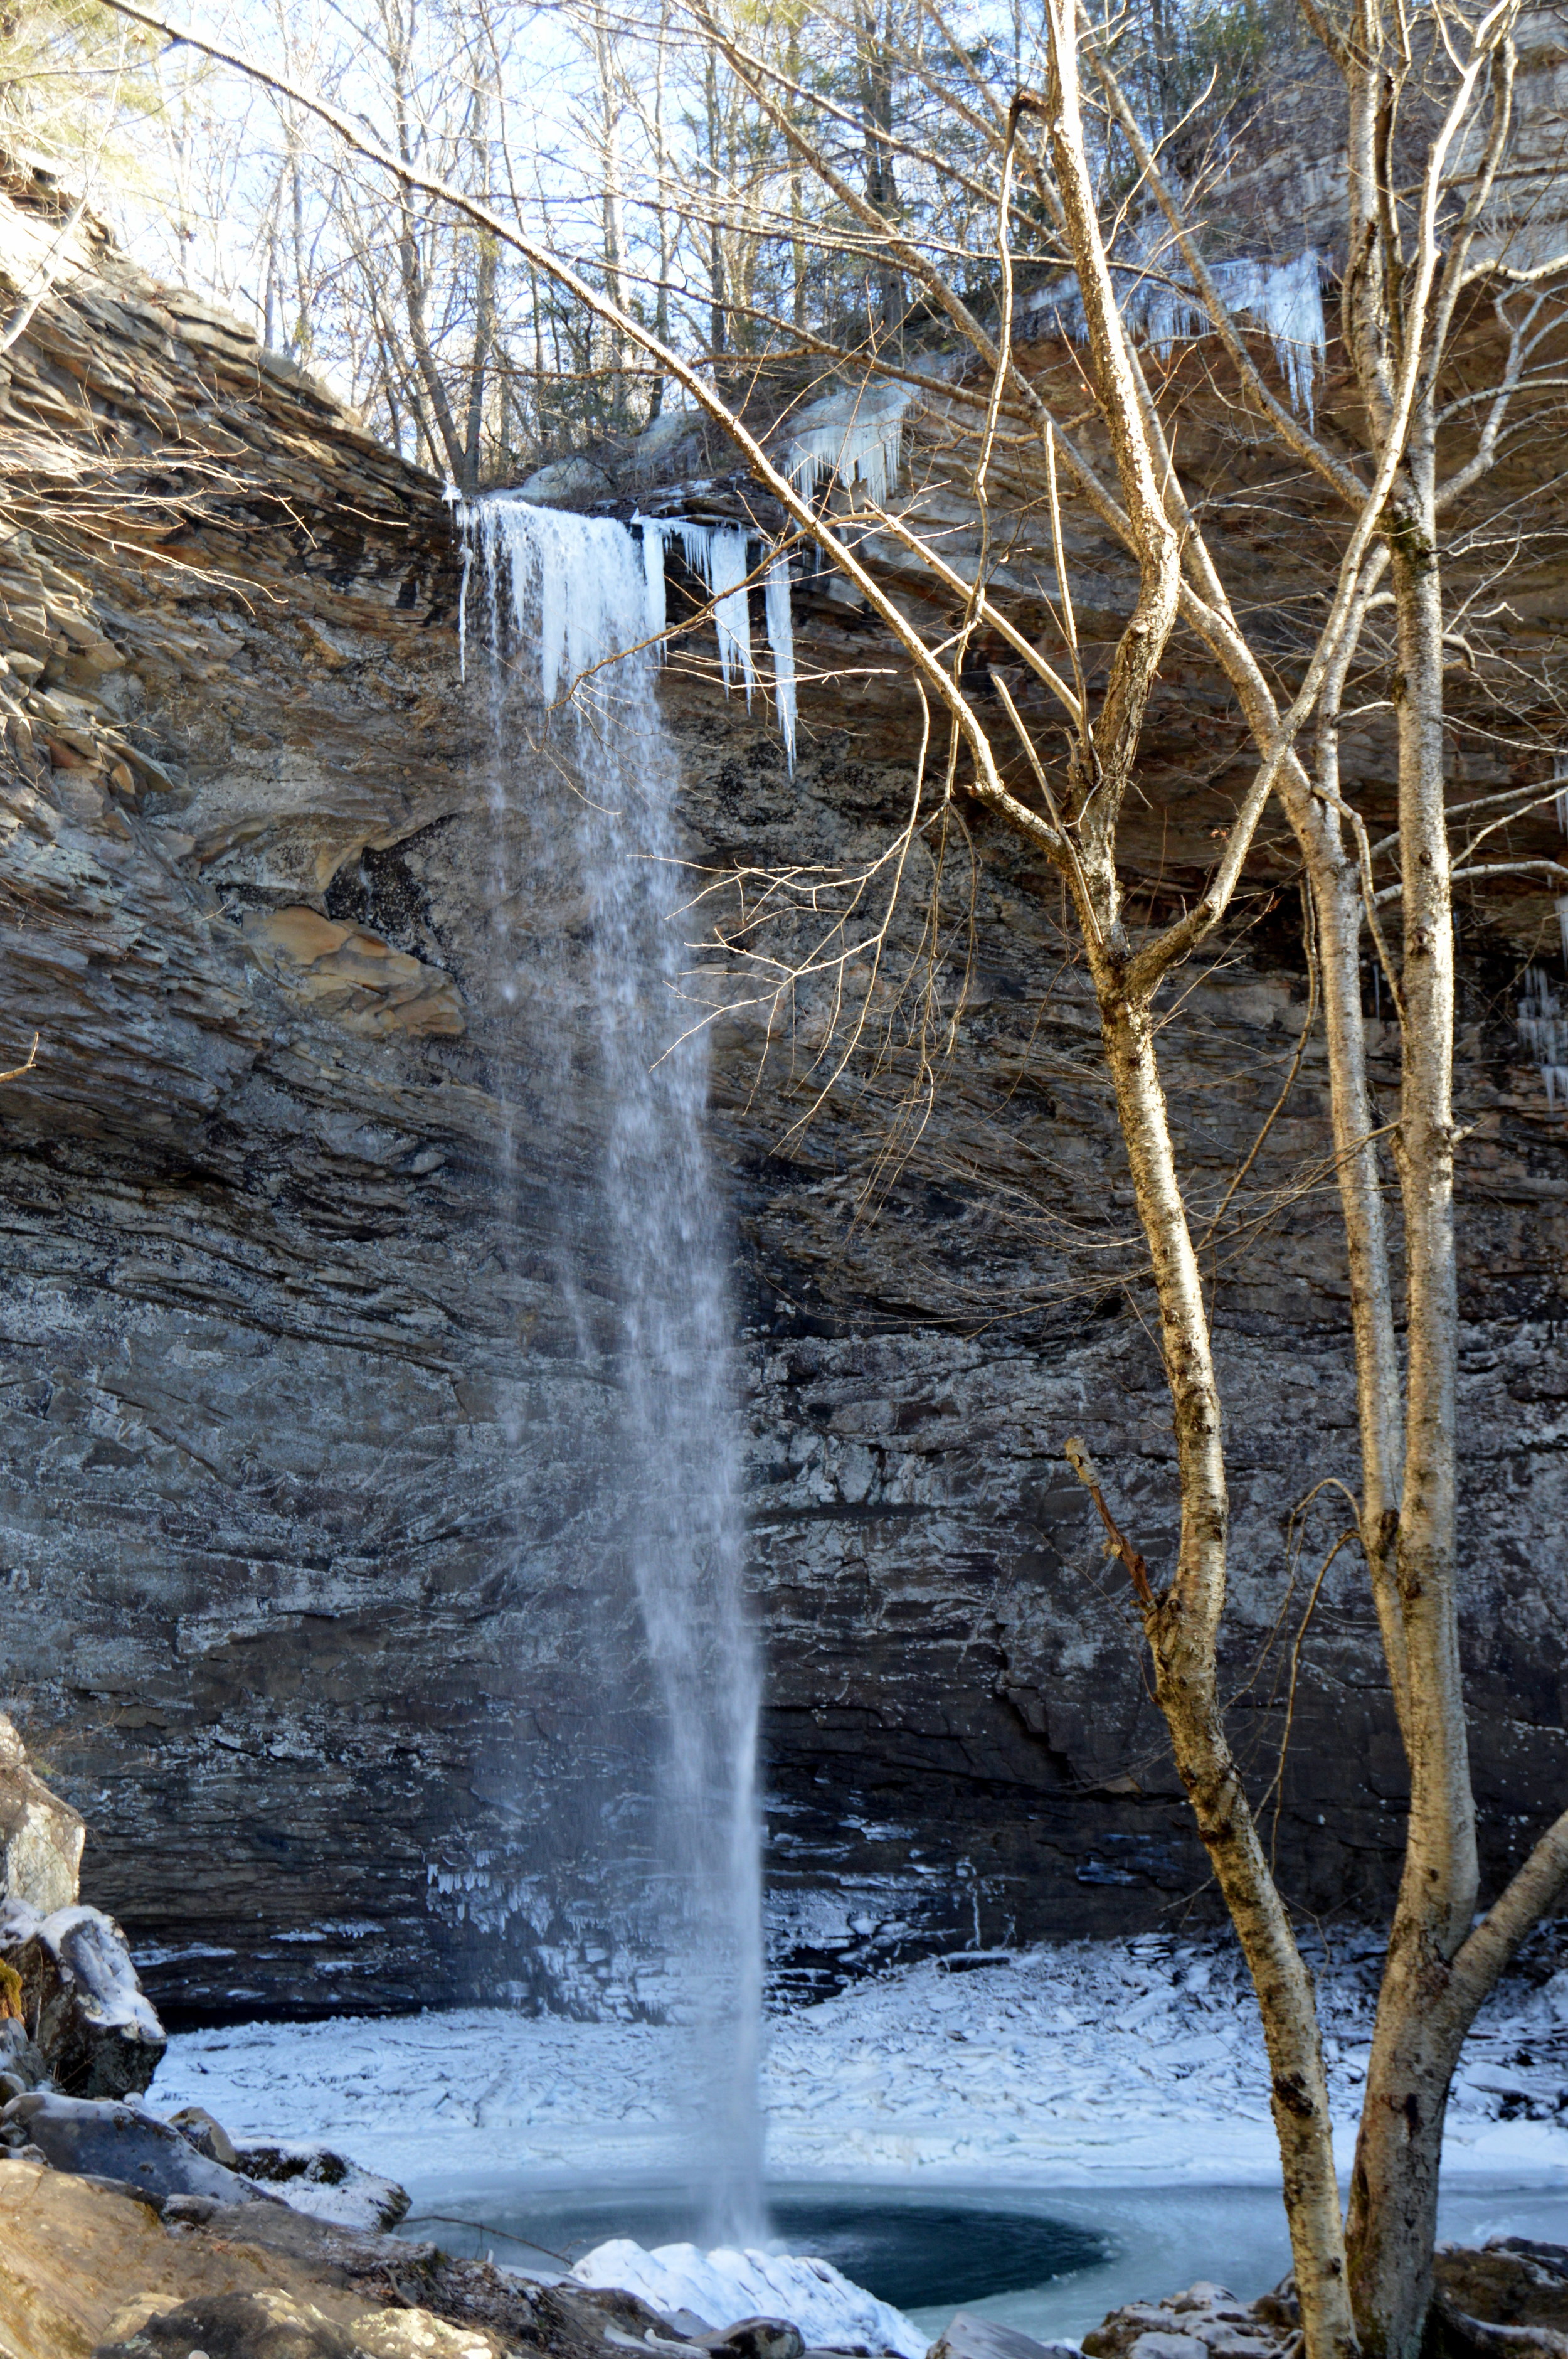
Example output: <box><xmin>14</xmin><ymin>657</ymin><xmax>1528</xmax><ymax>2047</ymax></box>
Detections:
<box><xmin>461</xmin><ymin>496</ymin><xmax>764</xmax><ymax>2241</ymax></box>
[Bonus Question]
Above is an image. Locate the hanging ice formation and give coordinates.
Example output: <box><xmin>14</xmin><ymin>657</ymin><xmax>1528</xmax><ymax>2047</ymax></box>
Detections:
<box><xmin>1516</xmin><ymin>757</ymin><xmax>1568</xmax><ymax>1110</ymax></box>
<box><xmin>462</xmin><ymin>503</ymin><xmax>797</xmax><ymax>769</ymax></box>
<box><xmin>1518</xmin><ymin>967</ymin><xmax>1568</xmax><ymax>1110</ymax></box>
<box><xmin>462</xmin><ymin>383</ymin><xmax>911</xmax><ymax>779</ymax></box>
<box><xmin>636</xmin><ymin>516</ymin><xmax>797</xmax><ymax>770</ymax></box>
<box><xmin>1028</xmin><ymin>248</ymin><xmax>1326</xmax><ymax>418</ymax></box>
<box><xmin>776</xmin><ymin>383</ymin><xmax>910</xmax><ymax>511</ymax></box>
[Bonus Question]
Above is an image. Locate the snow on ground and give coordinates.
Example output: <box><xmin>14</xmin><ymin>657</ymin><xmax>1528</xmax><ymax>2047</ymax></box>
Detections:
<box><xmin>571</xmin><ymin>2241</ymin><xmax>926</xmax><ymax>2358</ymax></box>
<box><xmin>152</xmin><ymin>1931</ymin><xmax>1568</xmax><ymax>2197</ymax></box>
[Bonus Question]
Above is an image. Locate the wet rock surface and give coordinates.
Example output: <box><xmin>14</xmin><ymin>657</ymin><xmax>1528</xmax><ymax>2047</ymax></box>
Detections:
<box><xmin>0</xmin><ymin>162</ymin><xmax>1560</xmax><ymax>2019</ymax></box>
<box><xmin>1432</xmin><ymin>2240</ymin><xmax>1568</xmax><ymax>2356</ymax></box>
<box><xmin>3</xmin><ymin>2089</ymin><xmax>270</xmax><ymax>2202</ymax></box>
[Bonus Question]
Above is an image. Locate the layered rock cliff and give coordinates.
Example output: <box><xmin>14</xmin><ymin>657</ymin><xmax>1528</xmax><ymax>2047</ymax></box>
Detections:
<box><xmin>0</xmin><ymin>157</ymin><xmax>1563</xmax><ymax>2023</ymax></box>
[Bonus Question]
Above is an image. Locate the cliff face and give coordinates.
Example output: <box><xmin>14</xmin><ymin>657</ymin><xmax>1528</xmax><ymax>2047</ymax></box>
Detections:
<box><xmin>0</xmin><ymin>164</ymin><xmax>1564</xmax><ymax>2023</ymax></box>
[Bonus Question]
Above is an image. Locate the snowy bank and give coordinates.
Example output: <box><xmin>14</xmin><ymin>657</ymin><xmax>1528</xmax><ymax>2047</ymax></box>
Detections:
<box><xmin>152</xmin><ymin>1933</ymin><xmax>1568</xmax><ymax>2197</ymax></box>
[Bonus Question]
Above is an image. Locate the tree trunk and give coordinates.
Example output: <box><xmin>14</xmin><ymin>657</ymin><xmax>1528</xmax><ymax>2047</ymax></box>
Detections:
<box><xmin>592</xmin><ymin>3</ymin><xmax>628</xmax><ymax>428</ymax></box>
<box><xmin>1279</xmin><ymin>595</ymin><xmax>1408</xmax><ymax>1726</ymax></box>
<box><xmin>1347</xmin><ymin>501</ymin><xmax>1473</xmax><ymax>2359</ymax></box>
<box><xmin>704</xmin><ymin>48</ymin><xmax>728</xmax><ymax>363</ymax></box>
<box><xmin>397</xmin><ymin>196</ymin><xmax>465</xmax><ymax>483</ymax></box>
<box><xmin>854</xmin><ymin>0</ymin><xmax>901</xmax><ymax>331</ymax></box>
<box><xmin>1094</xmin><ymin>986</ymin><xmax>1360</xmax><ymax>2359</ymax></box>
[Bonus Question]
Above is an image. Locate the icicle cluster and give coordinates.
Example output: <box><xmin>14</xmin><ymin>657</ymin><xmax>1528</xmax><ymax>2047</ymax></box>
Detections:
<box><xmin>1514</xmin><ymin>757</ymin><xmax>1568</xmax><ymax>1110</ymax></box>
<box><xmin>462</xmin><ymin>499</ymin><xmax>798</xmax><ymax>771</ymax></box>
<box><xmin>777</xmin><ymin>385</ymin><xmax>909</xmax><ymax>512</ymax></box>
<box><xmin>1519</xmin><ymin>967</ymin><xmax>1568</xmax><ymax>1110</ymax></box>
<box><xmin>1027</xmin><ymin>250</ymin><xmax>1326</xmax><ymax>418</ymax></box>
<box><xmin>637</xmin><ymin>517</ymin><xmax>797</xmax><ymax>771</ymax></box>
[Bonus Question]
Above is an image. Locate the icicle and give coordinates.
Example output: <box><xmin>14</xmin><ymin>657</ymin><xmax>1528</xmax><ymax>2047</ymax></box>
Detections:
<box><xmin>639</xmin><ymin>517</ymin><xmax>670</xmax><ymax>653</ymax></box>
<box><xmin>1552</xmin><ymin>754</ymin><xmax>1568</xmax><ymax>836</ymax></box>
<box><xmin>1516</xmin><ymin>962</ymin><xmax>1568</xmax><ymax>1117</ymax></box>
<box><xmin>706</xmin><ymin>527</ymin><xmax>755</xmax><ymax>703</ymax></box>
<box><xmin>780</xmin><ymin>386</ymin><xmax>909</xmax><ymax>509</ymax></box>
<box><xmin>1031</xmin><ymin>250</ymin><xmax>1326</xmax><ymax>422</ymax></box>
<box><xmin>672</xmin><ymin>519</ymin><xmax>716</xmax><ymax>580</ymax></box>
<box><xmin>665</xmin><ymin>521</ymin><xmax>756</xmax><ymax>701</ymax></box>
<box><xmin>458</xmin><ymin>529</ymin><xmax>472</xmax><ymax>683</ymax></box>
<box><xmin>460</xmin><ymin>497</ymin><xmax>650</xmax><ymax>714</ymax></box>
<box><xmin>765</xmin><ymin>551</ymin><xmax>797</xmax><ymax>774</ymax></box>
<box><xmin>1557</xmin><ymin>895</ymin><xmax>1568</xmax><ymax>966</ymax></box>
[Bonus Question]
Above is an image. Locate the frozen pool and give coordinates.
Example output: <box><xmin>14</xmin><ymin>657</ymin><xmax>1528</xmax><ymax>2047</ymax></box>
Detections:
<box><xmin>393</xmin><ymin>2175</ymin><xmax>1568</xmax><ymax>2344</ymax></box>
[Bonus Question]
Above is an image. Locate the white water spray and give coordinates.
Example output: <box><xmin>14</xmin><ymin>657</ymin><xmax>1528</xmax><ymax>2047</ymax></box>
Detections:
<box><xmin>462</xmin><ymin>494</ymin><xmax>765</xmax><ymax>2240</ymax></box>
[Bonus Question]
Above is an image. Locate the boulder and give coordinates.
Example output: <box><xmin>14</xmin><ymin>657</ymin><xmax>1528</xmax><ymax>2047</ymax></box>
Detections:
<box><xmin>92</xmin><ymin>2284</ymin><xmax>505</xmax><ymax>2355</ymax></box>
<box><xmin>169</xmin><ymin>2102</ymin><xmax>240</xmax><ymax>2167</ymax></box>
<box><xmin>0</xmin><ymin>1712</ymin><xmax>84</xmax><ymax>1912</ymax></box>
<box><xmin>0</xmin><ymin>2013</ymin><xmax>50</xmax><ymax>2099</ymax></box>
<box><xmin>4</xmin><ymin>2092</ymin><xmax>270</xmax><ymax>2203</ymax></box>
<box><xmin>0</xmin><ymin>1899</ymin><xmax>166</xmax><ymax>2095</ymax></box>
<box><xmin>1432</xmin><ymin>2240</ymin><xmax>1568</xmax><ymax>2359</ymax></box>
<box><xmin>0</xmin><ymin>2154</ymin><xmax>548</xmax><ymax>2359</ymax></box>
<box><xmin>928</xmin><ymin>2316</ymin><xmax>1083</xmax><ymax>2359</ymax></box>
<box><xmin>231</xmin><ymin>2140</ymin><xmax>410</xmax><ymax>2232</ymax></box>
<box><xmin>91</xmin><ymin>2287</ymin><xmax>375</xmax><ymax>2357</ymax></box>
<box><xmin>694</xmin><ymin>2321</ymin><xmax>804</xmax><ymax>2359</ymax></box>
<box><xmin>1084</xmin><ymin>2286</ymin><xmax>1283</xmax><ymax>2359</ymax></box>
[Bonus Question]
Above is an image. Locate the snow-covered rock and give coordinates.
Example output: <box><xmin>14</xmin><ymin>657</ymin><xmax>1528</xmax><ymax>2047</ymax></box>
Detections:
<box><xmin>1083</xmin><ymin>2284</ymin><xmax>1283</xmax><ymax>2359</ymax></box>
<box><xmin>0</xmin><ymin>2014</ymin><xmax>48</xmax><ymax>2098</ymax></box>
<box><xmin>0</xmin><ymin>1897</ymin><xmax>166</xmax><ymax>2096</ymax></box>
<box><xmin>167</xmin><ymin>2101</ymin><xmax>240</xmax><ymax>2166</ymax></box>
<box><xmin>0</xmin><ymin>1712</ymin><xmax>83</xmax><ymax>1914</ymax></box>
<box><xmin>930</xmin><ymin>2315</ymin><xmax>1083</xmax><ymax>2359</ymax></box>
<box><xmin>231</xmin><ymin>2136</ymin><xmax>410</xmax><ymax>2230</ymax></box>
<box><xmin>571</xmin><ymin>2240</ymin><xmax>926</xmax><ymax>2359</ymax></box>
<box><xmin>2</xmin><ymin>2090</ymin><xmax>268</xmax><ymax>2202</ymax></box>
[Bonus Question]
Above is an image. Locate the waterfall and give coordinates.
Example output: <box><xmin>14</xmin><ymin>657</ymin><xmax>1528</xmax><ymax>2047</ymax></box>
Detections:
<box><xmin>461</xmin><ymin>493</ymin><xmax>765</xmax><ymax>2241</ymax></box>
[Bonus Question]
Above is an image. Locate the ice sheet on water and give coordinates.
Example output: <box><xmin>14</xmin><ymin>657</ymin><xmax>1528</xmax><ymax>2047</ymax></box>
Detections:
<box><xmin>151</xmin><ymin>1930</ymin><xmax>1568</xmax><ymax>2197</ymax></box>
<box><xmin>571</xmin><ymin>2237</ymin><xmax>928</xmax><ymax>2358</ymax></box>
